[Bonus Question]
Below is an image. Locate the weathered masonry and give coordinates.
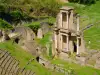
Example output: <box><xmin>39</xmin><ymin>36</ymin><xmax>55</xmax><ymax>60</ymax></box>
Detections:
<box><xmin>53</xmin><ymin>6</ymin><xmax>85</xmax><ymax>57</ymax></box>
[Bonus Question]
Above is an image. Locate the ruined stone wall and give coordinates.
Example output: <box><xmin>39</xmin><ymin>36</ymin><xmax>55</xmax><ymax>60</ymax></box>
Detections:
<box><xmin>14</xmin><ymin>27</ymin><xmax>35</xmax><ymax>41</ymax></box>
<box><xmin>0</xmin><ymin>49</ymin><xmax>35</xmax><ymax>75</ymax></box>
<box><xmin>59</xmin><ymin>0</ymin><xmax>68</xmax><ymax>3</ymax></box>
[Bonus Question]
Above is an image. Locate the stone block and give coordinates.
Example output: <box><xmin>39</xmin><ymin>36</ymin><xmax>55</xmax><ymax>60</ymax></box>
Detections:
<box><xmin>95</xmin><ymin>60</ymin><xmax>100</xmax><ymax>69</ymax></box>
<box><xmin>76</xmin><ymin>56</ymin><xmax>86</xmax><ymax>65</ymax></box>
<box><xmin>59</xmin><ymin>52</ymin><xmax>69</xmax><ymax>60</ymax></box>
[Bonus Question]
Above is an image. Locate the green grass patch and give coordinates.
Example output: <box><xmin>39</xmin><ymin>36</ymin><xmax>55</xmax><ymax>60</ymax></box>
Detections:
<box><xmin>84</xmin><ymin>25</ymin><xmax>100</xmax><ymax>50</ymax></box>
<box><xmin>51</xmin><ymin>59</ymin><xmax>100</xmax><ymax>75</ymax></box>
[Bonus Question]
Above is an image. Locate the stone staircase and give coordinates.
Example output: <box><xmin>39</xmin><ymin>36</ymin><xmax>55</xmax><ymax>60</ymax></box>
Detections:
<box><xmin>0</xmin><ymin>49</ymin><xmax>35</xmax><ymax>75</ymax></box>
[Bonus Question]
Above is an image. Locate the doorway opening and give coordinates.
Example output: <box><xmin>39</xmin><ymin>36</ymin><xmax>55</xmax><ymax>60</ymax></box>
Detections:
<box><xmin>15</xmin><ymin>38</ymin><xmax>20</xmax><ymax>44</ymax></box>
<box><xmin>73</xmin><ymin>41</ymin><xmax>77</xmax><ymax>53</ymax></box>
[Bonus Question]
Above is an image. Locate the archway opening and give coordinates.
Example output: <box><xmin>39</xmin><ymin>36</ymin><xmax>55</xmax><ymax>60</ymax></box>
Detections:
<box><xmin>36</xmin><ymin>56</ymin><xmax>39</xmax><ymax>62</ymax></box>
<box><xmin>15</xmin><ymin>38</ymin><xmax>20</xmax><ymax>44</ymax></box>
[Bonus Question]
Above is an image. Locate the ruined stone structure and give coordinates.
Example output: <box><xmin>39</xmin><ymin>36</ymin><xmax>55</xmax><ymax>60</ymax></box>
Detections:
<box><xmin>0</xmin><ymin>49</ymin><xmax>35</xmax><ymax>75</ymax></box>
<box><xmin>53</xmin><ymin>6</ymin><xmax>85</xmax><ymax>57</ymax></box>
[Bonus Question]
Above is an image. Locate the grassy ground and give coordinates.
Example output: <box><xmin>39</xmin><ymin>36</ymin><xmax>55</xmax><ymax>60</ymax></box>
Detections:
<box><xmin>0</xmin><ymin>40</ymin><xmax>64</xmax><ymax>75</ymax></box>
<box><xmin>84</xmin><ymin>25</ymin><xmax>100</xmax><ymax>50</ymax></box>
<box><xmin>51</xmin><ymin>59</ymin><xmax>100</xmax><ymax>75</ymax></box>
<box><xmin>65</xmin><ymin>1</ymin><xmax>100</xmax><ymax>50</ymax></box>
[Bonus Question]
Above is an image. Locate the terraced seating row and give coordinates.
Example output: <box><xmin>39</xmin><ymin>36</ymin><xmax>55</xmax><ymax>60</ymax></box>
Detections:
<box><xmin>0</xmin><ymin>49</ymin><xmax>35</xmax><ymax>75</ymax></box>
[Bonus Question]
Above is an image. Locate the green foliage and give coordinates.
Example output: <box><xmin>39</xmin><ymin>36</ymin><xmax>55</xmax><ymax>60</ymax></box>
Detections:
<box><xmin>44</xmin><ymin>17</ymin><xmax>56</xmax><ymax>25</ymax></box>
<box><xmin>25</xmin><ymin>21</ymin><xmax>40</xmax><ymax>34</ymax></box>
<box><xmin>39</xmin><ymin>32</ymin><xmax>52</xmax><ymax>46</ymax></box>
<box><xmin>25</xmin><ymin>17</ymin><xmax>55</xmax><ymax>34</ymax></box>
<box><xmin>0</xmin><ymin>18</ymin><xmax>13</xmax><ymax>30</ymax></box>
<box><xmin>0</xmin><ymin>0</ymin><xmax>62</xmax><ymax>17</ymax></box>
<box><xmin>35</xmin><ymin>0</ymin><xmax>62</xmax><ymax>16</ymax></box>
<box><xmin>69</xmin><ymin>0</ymin><xmax>98</xmax><ymax>4</ymax></box>
<box><xmin>51</xmin><ymin>59</ymin><xmax>100</xmax><ymax>75</ymax></box>
<box><xmin>10</xmin><ymin>10</ymin><xmax>23</xmax><ymax>20</ymax></box>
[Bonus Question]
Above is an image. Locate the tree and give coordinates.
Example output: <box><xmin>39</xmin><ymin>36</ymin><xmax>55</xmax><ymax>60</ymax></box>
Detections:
<box><xmin>0</xmin><ymin>18</ymin><xmax>13</xmax><ymax>41</ymax></box>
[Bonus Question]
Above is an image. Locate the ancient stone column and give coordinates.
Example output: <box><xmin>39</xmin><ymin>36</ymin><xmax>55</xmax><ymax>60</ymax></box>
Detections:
<box><xmin>59</xmin><ymin>12</ymin><xmax>62</xmax><ymax>28</ymax></box>
<box><xmin>66</xmin><ymin>34</ymin><xmax>69</xmax><ymax>52</ymax></box>
<box><xmin>54</xmin><ymin>32</ymin><xmax>57</xmax><ymax>49</ymax></box>
<box><xmin>66</xmin><ymin>12</ymin><xmax>69</xmax><ymax>29</ymax></box>
<box><xmin>37</xmin><ymin>28</ymin><xmax>43</xmax><ymax>39</ymax></box>
<box><xmin>57</xmin><ymin>33</ymin><xmax>62</xmax><ymax>53</ymax></box>
<box><xmin>60</xmin><ymin>33</ymin><xmax>62</xmax><ymax>51</ymax></box>
<box><xmin>77</xmin><ymin>37</ymin><xmax>80</xmax><ymax>55</ymax></box>
<box><xmin>69</xmin><ymin>10</ymin><xmax>74</xmax><ymax>30</ymax></box>
<box><xmin>80</xmin><ymin>33</ymin><xmax>86</xmax><ymax>53</ymax></box>
<box><xmin>77</xmin><ymin>14</ymin><xmax>80</xmax><ymax>31</ymax></box>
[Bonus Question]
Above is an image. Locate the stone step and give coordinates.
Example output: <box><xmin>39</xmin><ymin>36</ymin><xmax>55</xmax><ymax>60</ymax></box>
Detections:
<box><xmin>2</xmin><ymin>67</ymin><xmax>6</xmax><ymax>75</ymax></box>
<box><xmin>11</xmin><ymin>60</ymin><xmax>19</xmax><ymax>73</ymax></box>
<box><xmin>17</xmin><ymin>68</ymin><xmax>22</xmax><ymax>75</ymax></box>
<box><xmin>14</xmin><ymin>66</ymin><xmax>20</xmax><ymax>75</ymax></box>
<box><xmin>13</xmin><ymin>64</ymin><xmax>19</xmax><ymax>75</ymax></box>
<box><xmin>2</xmin><ymin>56</ymin><xmax>12</xmax><ymax>75</ymax></box>
<box><xmin>29</xmin><ymin>71</ymin><xmax>35</xmax><ymax>75</ymax></box>
<box><xmin>0</xmin><ymin>50</ymin><xmax>3</xmax><ymax>54</ymax></box>
<box><xmin>1</xmin><ymin>55</ymin><xmax>11</xmax><ymax>68</ymax></box>
<box><xmin>22</xmin><ymin>69</ymin><xmax>26</xmax><ymax>75</ymax></box>
<box><xmin>5</xmin><ymin>71</ymin><xmax>9</xmax><ymax>75</ymax></box>
<box><xmin>0</xmin><ymin>67</ymin><xmax>2</xmax><ymax>75</ymax></box>
<box><xmin>0</xmin><ymin>52</ymin><xmax>9</xmax><ymax>66</ymax></box>
<box><xmin>28</xmin><ymin>71</ymin><xmax>33</xmax><ymax>75</ymax></box>
<box><xmin>5</xmin><ymin>57</ymin><xmax>14</xmax><ymax>75</ymax></box>
<box><xmin>4</xmin><ymin>56</ymin><xmax>12</xmax><ymax>70</ymax></box>
<box><xmin>25</xmin><ymin>70</ymin><xmax>31</xmax><ymax>75</ymax></box>
<box><xmin>7</xmin><ymin>59</ymin><xmax>16</xmax><ymax>75</ymax></box>
<box><xmin>0</xmin><ymin>51</ymin><xmax>8</xmax><ymax>59</ymax></box>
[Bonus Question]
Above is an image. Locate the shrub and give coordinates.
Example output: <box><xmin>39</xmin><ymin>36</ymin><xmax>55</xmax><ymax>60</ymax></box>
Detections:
<box><xmin>32</xmin><ymin>0</ymin><xmax>62</xmax><ymax>16</ymax></box>
<box><xmin>25</xmin><ymin>22</ymin><xmax>40</xmax><ymax>34</ymax></box>
<box><xmin>69</xmin><ymin>0</ymin><xmax>98</xmax><ymax>4</ymax></box>
<box><xmin>0</xmin><ymin>18</ymin><xmax>13</xmax><ymax>30</ymax></box>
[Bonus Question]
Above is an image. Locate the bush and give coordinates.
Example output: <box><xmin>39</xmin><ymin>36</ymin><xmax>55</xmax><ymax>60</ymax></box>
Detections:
<box><xmin>32</xmin><ymin>0</ymin><xmax>62</xmax><ymax>16</ymax></box>
<box><xmin>69</xmin><ymin>0</ymin><xmax>98</xmax><ymax>4</ymax></box>
<box><xmin>10</xmin><ymin>10</ymin><xmax>23</xmax><ymax>20</ymax></box>
<box><xmin>0</xmin><ymin>0</ymin><xmax>62</xmax><ymax>17</ymax></box>
<box><xmin>0</xmin><ymin>18</ymin><xmax>13</xmax><ymax>30</ymax></box>
<box><xmin>25</xmin><ymin>22</ymin><xmax>41</xmax><ymax>34</ymax></box>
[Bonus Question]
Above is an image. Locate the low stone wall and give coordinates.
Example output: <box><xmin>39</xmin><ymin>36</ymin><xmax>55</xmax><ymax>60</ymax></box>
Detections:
<box><xmin>37</xmin><ymin>56</ymin><xmax>75</xmax><ymax>75</ymax></box>
<box><xmin>0</xmin><ymin>49</ymin><xmax>35</xmax><ymax>75</ymax></box>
